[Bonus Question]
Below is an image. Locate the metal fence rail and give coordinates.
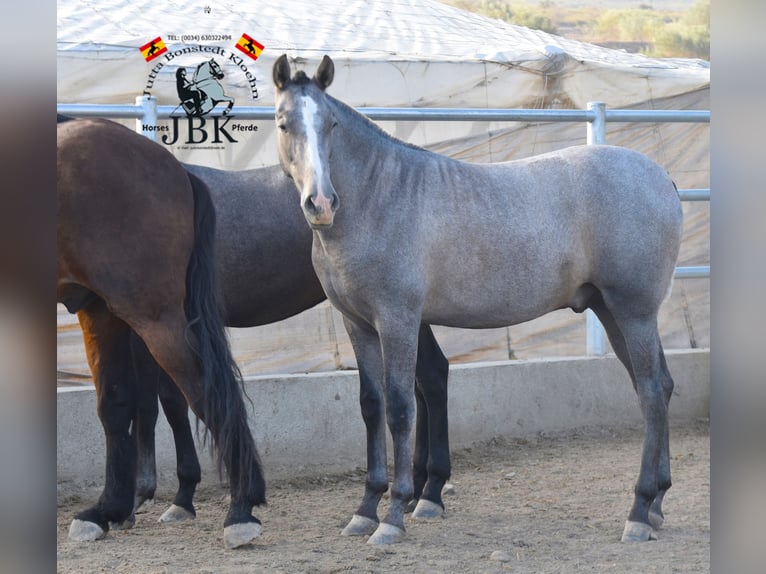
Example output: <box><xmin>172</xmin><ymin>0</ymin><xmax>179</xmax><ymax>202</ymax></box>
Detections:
<box><xmin>58</xmin><ymin>97</ymin><xmax>710</xmax><ymax>355</ymax></box>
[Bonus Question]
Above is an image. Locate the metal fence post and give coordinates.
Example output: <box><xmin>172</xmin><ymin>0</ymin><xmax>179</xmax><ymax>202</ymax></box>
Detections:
<box><xmin>587</xmin><ymin>101</ymin><xmax>606</xmax><ymax>145</ymax></box>
<box><xmin>135</xmin><ymin>95</ymin><xmax>158</xmax><ymax>141</ymax></box>
<box><xmin>586</xmin><ymin>101</ymin><xmax>607</xmax><ymax>355</ymax></box>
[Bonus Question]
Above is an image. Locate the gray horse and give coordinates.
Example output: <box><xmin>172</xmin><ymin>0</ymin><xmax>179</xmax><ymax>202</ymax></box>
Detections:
<box><xmin>273</xmin><ymin>54</ymin><xmax>683</xmax><ymax>545</ymax></box>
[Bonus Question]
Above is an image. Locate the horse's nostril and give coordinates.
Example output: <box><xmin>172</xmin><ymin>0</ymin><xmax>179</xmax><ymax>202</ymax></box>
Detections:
<box><xmin>303</xmin><ymin>195</ymin><xmax>317</xmax><ymax>214</ymax></box>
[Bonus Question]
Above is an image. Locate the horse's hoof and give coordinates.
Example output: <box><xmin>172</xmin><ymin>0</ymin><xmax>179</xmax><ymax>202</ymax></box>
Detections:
<box><xmin>109</xmin><ymin>513</ymin><xmax>135</xmax><ymax>530</ymax></box>
<box><xmin>134</xmin><ymin>496</ymin><xmax>155</xmax><ymax>511</ymax></box>
<box><xmin>159</xmin><ymin>504</ymin><xmax>196</xmax><ymax>523</ymax></box>
<box><xmin>621</xmin><ymin>520</ymin><xmax>658</xmax><ymax>542</ymax></box>
<box><xmin>223</xmin><ymin>521</ymin><xmax>262</xmax><ymax>549</ymax></box>
<box><xmin>648</xmin><ymin>510</ymin><xmax>664</xmax><ymax>530</ymax></box>
<box><xmin>411</xmin><ymin>499</ymin><xmax>444</xmax><ymax>519</ymax></box>
<box><xmin>341</xmin><ymin>514</ymin><xmax>378</xmax><ymax>537</ymax></box>
<box><xmin>367</xmin><ymin>522</ymin><xmax>406</xmax><ymax>545</ymax></box>
<box><xmin>159</xmin><ymin>504</ymin><xmax>195</xmax><ymax>523</ymax></box>
<box><xmin>68</xmin><ymin>519</ymin><xmax>106</xmax><ymax>542</ymax></box>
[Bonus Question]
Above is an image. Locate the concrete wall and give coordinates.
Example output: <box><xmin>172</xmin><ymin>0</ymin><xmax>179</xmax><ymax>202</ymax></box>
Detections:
<box><xmin>57</xmin><ymin>349</ymin><xmax>709</xmax><ymax>494</ymax></box>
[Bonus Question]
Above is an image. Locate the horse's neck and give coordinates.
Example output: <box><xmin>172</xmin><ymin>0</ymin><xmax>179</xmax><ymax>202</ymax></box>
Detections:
<box><xmin>332</xmin><ymin>99</ymin><xmax>422</xmax><ymax>189</ymax></box>
<box><xmin>319</xmin><ymin>107</ymin><xmax>433</xmax><ymax>252</ymax></box>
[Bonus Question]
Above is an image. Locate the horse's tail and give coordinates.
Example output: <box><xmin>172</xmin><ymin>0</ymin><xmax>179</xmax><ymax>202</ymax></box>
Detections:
<box><xmin>184</xmin><ymin>171</ymin><xmax>265</xmax><ymax>505</ymax></box>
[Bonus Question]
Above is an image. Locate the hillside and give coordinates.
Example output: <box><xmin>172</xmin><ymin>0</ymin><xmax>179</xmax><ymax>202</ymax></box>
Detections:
<box><xmin>441</xmin><ymin>0</ymin><xmax>709</xmax><ymax>57</ymax></box>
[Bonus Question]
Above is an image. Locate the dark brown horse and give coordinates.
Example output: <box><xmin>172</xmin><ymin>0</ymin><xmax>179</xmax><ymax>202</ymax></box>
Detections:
<box><xmin>57</xmin><ymin>117</ymin><xmax>264</xmax><ymax>548</ymax></box>
<box><xmin>57</xmin><ymin>116</ymin><xmax>452</xmax><ymax>546</ymax></box>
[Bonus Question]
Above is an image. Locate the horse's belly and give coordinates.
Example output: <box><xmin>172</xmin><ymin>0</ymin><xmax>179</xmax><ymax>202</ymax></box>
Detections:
<box><xmin>422</xmin><ymin>283</ymin><xmax>570</xmax><ymax>329</ymax></box>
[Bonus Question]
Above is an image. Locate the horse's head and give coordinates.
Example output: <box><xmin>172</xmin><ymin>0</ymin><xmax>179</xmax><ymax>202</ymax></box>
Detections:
<box><xmin>208</xmin><ymin>59</ymin><xmax>224</xmax><ymax>79</ymax></box>
<box><xmin>196</xmin><ymin>59</ymin><xmax>224</xmax><ymax>81</ymax></box>
<box><xmin>273</xmin><ymin>54</ymin><xmax>339</xmax><ymax>230</ymax></box>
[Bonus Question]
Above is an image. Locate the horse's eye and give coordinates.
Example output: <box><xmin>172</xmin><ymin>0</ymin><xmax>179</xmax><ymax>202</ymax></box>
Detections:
<box><xmin>277</xmin><ymin>123</ymin><xmax>287</xmax><ymax>132</ymax></box>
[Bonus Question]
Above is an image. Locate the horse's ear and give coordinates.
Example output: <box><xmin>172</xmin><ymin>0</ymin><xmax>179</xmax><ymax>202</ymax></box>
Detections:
<box><xmin>314</xmin><ymin>55</ymin><xmax>334</xmax><ymax>91</ymax></box>
<box><xmin>273</xmin><ymin>54</ymin><xmax>291</xmax><ymax>90</ymax></box>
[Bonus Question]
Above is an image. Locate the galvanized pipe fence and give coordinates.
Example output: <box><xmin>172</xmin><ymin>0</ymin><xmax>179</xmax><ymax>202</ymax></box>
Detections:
<box><xmin>58</xmin><ymin>96</ymin><xmax>710</xmax><ymax>355</ymax></box>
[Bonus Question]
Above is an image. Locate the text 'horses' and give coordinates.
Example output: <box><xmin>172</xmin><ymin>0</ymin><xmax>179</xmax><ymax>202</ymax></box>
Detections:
<box><xmin>273</xmin><ymin>54</ymin><xmax>683</xmax><ymax>545</ymax></box>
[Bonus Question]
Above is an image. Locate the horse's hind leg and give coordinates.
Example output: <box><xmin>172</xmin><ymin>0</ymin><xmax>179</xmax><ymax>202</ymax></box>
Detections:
<box><xmin>597</xmin><ymin>293</ymin><xmax>673</xmax><ymax>542</ymax></box>
<box><xmin>128</xmin><ymin>333</ymin><xmax>201</xmax><ymax>523</ymax></box>
<box><xmin>157</xmin><ymin>370</ymin><xmax>201</xmax><ymax>522</ymax></box>
<box><xmin>68</xmin><ymin>300</ymin><xmax>138</xmax><ymax>541</ymax></box>
<box><xmin>128</xmin><ymin>309</ymin><xmax>264</xmax><ymax>548</ymax></box>
<box><xmin>410</xmin><ymin>324</ymin><xmax>451</xmax><ymax>519</ymax></box>
<box><xmin>647</xmin><ymin>344</ymin><xmax>673</xmax><ymax>530</ymax></box>
<box><xmin>130</xmin><ymin>332</ymin><xmax>160</xmax><ymax>514</ymax></box>
<box><xmin>591</xmin><ymin>296</ymin><xmax>673</xmax><ymax>536</ymax></box>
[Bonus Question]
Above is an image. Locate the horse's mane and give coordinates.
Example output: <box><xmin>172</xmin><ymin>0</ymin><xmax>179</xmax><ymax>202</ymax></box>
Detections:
<box><xmin>326</xmin><ymin>92</ymin><xmax>428</xmax><ymax>154</ymax></box>
<box><xmin>291</xmin><ymin>70</ymin><xmax>313</xmax><ymax>86</ymax></box>
<box><xmin>288</xmin><ymin>70</ymin><xmax>430</xmax><ymax>155</ymax></box>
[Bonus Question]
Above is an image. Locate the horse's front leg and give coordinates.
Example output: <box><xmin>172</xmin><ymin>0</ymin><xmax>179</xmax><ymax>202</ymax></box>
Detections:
<box><xmin>367</xmin><ymin>318</ymin><xmax>420</xmax><ymax>545</ymax></box>
<box><xmin>340</xmin><ymin>317</ymin><xmax>388</xmax><ymax>538</ymax></box>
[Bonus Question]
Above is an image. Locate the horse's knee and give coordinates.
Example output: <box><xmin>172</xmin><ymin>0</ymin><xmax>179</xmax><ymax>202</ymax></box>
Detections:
<box><xmin>359</xmin><ymin>387</ymin><xmax>384</xmax><ymax>424</ymax></box>
<box><xmin>97</xmin><ymin>387</ymin><xmax>134</xmax><ymax>432</ymax></box>
<box><xmin>385</xmin><ymin>389</ymin><xmax>415</xmax><ymax>435</ymax></box>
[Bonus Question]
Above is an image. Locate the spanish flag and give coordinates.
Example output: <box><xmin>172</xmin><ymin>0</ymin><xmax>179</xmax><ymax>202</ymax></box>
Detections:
<box><xmin>235</xmin><ymin>33</ymin><xmax>264</xmax><ymax>61</ymax></box>
<box><xmin>139</xmin><ymin>37</ymin><xmax>167</xmax><ymax>62</ymax></box>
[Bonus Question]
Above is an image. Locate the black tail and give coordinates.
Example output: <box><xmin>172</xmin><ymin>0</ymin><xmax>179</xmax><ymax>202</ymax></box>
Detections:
<box><xmin>183</xmin><ymin>171</ymin><xmax>265</xmax><ymax>505</ymax></box>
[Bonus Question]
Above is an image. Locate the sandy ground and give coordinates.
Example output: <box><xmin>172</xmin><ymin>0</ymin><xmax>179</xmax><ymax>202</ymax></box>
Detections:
<box><xmin>57</xmin><ymin>420</ymin><xmax>709</xmax><ymax>573</ymax></box>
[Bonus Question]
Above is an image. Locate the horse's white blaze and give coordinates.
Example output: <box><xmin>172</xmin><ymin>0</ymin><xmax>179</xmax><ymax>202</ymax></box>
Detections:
<box><xmin>300</xmin><ymin>96</ymin><xmax>331</xmax><ymax>211</ymax></box>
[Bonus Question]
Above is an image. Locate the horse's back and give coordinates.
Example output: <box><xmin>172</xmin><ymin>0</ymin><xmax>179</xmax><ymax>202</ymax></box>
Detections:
<box><xmin>488</xmin><ymin>145</ymin><xmax>679</xmax><ymax>211</ymax></box>
<box><xmin>184</xmin><ymin>163</ymin><xmax>325</xmax><ymax>326</ymax></box>
<box><xmin>472</xmin><ymin>145</ymin><xmax>682</xmax><ymax>252</ymax></box>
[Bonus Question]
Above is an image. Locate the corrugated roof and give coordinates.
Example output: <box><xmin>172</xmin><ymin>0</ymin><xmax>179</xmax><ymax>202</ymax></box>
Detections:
<box><xmin>57</xmin><ymin>0</ymin><xmax>709</xmax><ymax>70</ymax></box>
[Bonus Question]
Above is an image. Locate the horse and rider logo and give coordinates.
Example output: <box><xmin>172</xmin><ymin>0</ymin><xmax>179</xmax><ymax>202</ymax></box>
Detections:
<box><xmin>175</xmin><ymin>59</ymin><xmax>234</xmax><ymax>117</ymax></box>
<box><xmin>141</xmin><ymin>33</ymin><xmax>265</xmax><ymax>118</ymax></box>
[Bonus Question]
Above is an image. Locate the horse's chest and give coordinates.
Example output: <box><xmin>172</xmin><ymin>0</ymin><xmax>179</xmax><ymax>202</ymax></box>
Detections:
<box><xmin>311</xmin><ymin>239</ymin><xmax>403</xmax><ymax>322</ymax></box>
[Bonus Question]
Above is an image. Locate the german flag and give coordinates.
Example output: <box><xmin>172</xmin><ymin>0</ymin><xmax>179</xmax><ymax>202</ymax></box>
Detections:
<box><xmin>235</xmin><ymin>33</ymin><xmax>264</xmax><ymax>61</ymax></box>
<box><xmin>139</xmin><ymin>37</ymin><xmax>168</xmax><ymax>62</ymax></box>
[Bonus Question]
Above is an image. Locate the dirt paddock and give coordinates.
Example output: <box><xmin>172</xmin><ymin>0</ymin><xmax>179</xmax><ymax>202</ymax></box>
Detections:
<box><xmin>57</xmin><ymin>420</ymin><xmax>709</xmax><ymax>573</ymax></box>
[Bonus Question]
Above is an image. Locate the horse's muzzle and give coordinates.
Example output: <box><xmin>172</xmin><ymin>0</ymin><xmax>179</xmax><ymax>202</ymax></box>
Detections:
<box><xmin>302</xmin><ymin>189</ymin><xmax>339</xmax><ymax>228</ymax></box>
